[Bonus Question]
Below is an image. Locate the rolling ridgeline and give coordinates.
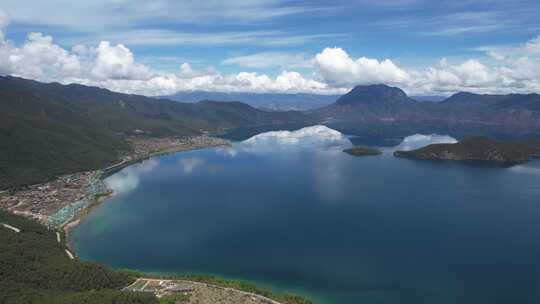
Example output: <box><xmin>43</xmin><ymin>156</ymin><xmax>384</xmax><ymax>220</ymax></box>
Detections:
<box><xmin>314</xmin><ymin>84</ymin><xmax>540</xmax><ymax>144</ymax></box>
<box><xmin>2</xmin><ymin>77</ymin><xmax>540</xmax><ymax>304</ymax></box>
<box><xmin>394</xmin><ymin>137</ymin><xmax>540</xmax><ymax>165</ymax></box>
<box><xmin>0</xmin><ymin>76</ymin><xmax>314</xmax><ymax>189</ymax></box>
<box><xmin>2</xmin><ymin>76</ymin><xmax>540</xmax><ymax>189</ymax></box>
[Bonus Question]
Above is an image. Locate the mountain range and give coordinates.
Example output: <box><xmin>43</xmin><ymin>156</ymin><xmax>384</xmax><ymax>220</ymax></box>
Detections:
<box><xmin>2</xmin><ymin>76</ymin><xmax>540</xmax><ymax>189</ymax></box>
<box><xmin>162</xmin><ymin>90</ymin><xmax>341</xmax><ymax>111</ymax></box>
<box><xmin>162</xmin><ymin>90</ymin><xmax>447</xmax><ymax>111</ymax></box>
<box><xmin>0</xmin><ymin>76</ymin><xmax>313</xmax><ymax>189</ymax></box>
<box><xmin>316</xmin><ymin>84</ymin><xmax>540</xmax><ymax>144</ymax></box>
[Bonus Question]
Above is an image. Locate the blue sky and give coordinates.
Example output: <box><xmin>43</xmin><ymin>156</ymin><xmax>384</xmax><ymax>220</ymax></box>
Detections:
<box><xmin>1</xmin><ymin>0</ymin><xmax>540</xmax><ymax>96</ymax></box>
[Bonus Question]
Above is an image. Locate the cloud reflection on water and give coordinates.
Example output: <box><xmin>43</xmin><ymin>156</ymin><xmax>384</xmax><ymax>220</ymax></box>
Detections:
<box><xmin>509</xmin><ymin>165</ymin><xmax>540</xmax><ymax>175</ymax></box>
<box><xmin>215</xmin><ymin>146</ymin><xmax>238</xmax><ymax>157</ymax></box>
<box><xmin>178</xmin><ymin>157</ymin><xmax>206</xmax><ymax>174</ymax></box>
<box><xmin>393</xmin><ymin>134</ymin><xmax>458</xmax><ymax>151</ymax></box>
<box><xmin>105</xmin><ymin>158</ymin><xmax>159</xmax><ymax>194</ymax></box>
<box><xmin>240</xmin><ymin>125</ymin><xmax>351</xmax><ymax>153</ymax></box>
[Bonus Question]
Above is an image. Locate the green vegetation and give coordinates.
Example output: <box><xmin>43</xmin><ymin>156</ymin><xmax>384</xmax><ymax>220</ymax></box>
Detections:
<box><xmin>0</xmin><ymin>210</ymin><xmax>157</xmax><ymax>304</ymax></box>
<box><xmin>343</xmin><ymin>146</ymin><xmax>382</xmax><ymax>156</ymax></box>
<box><xmin>159</xmin><ymin>293</ymin><xmax>190</xmax><ymax>304</ymax></box>
<box><xmin>0</xmin><ymin>76</ymin><xmax>313</xmax><ymax>190</ymax></box>
<box><xmin>3</xmin><ymin>77</ymin><xmax>540</xmax><ymax>189</ymax></box>
<box><xmin>158</xmin><ymin>274</ymin><xmax>312</xmax><ymax>304</ymax></box>
<box><xmin>0</xmin><ymin>79</ymin><xmax>129</xmax><ymax>189</ymax></box>
<box><xmin>0</xmin><ymin>209</ymin><xmax>313</xmax><ymax>304</ymax></box>
<box><xmin>394</xmin><ymin>137</ymin><xmax>540</xmax><ymax>165</ymax></box>
<box><xmin>317</xmin><ymin>84</ymin><xmax>540</xmax><ymax>141</ymax></box>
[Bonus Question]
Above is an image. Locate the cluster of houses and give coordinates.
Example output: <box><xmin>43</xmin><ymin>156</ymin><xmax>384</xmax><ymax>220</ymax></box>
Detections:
<box><xmin>0</xmin><ymin>171</ymin><xmax>102</xmax><ymax>223</ymax></box>
<box><xmin>126</xmin><ymin>135</ymin><xmax>229</xmax><ymax>160</ymax></box>
<box><xmin>0</xmin><ymin>135</ymin><xmax>228</xmax><ymax>228</ymax></box>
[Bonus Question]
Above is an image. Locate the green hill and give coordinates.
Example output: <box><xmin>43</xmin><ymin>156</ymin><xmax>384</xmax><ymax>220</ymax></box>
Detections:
<box><xmin>0</xmin><ymin>76</ymin><xmax>314</xmax><ymax>189</ymax></box>
<box><xmin>343</xmin><ymin>146</ymin><xmax>382</xmax><ymax>156</ymax></box>
<box><xmin>394</xmin><ymin>137</ymin><xmax>540</xmax><ymax>165</ymax></box>
<box><xmin>315</xmin><ymin>85</ymin><xmax>540</xmax><ymax>141</ymax></box>
<box><xmin>0</xmin><ymin>210</ymin><xmax>156</xmax><ymax>304</ymax></box>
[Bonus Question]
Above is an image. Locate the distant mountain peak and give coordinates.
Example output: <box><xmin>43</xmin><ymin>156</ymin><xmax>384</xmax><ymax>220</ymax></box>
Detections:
<box><xmin>335</xmin><ymin>84</ymin><xmax>413</xmax><ymax>106</ymax></box>
<box><xmin>444</xmin><ymin>91</ymin><xmax>480</xmax><ymax>103</ymax></box>
<box><xmin>452</xmin><ymin>91</ymin><xmax>478</xmax><ymax>97</ymax></box>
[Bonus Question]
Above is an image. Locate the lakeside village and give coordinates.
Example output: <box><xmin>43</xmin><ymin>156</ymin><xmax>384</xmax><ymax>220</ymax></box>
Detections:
<box><xmin>0</xmin><ymin>134</ymin><xmax>293</xmax><ymax>303</ymax></box>
<box><xmin>0</xmin><ymin>135</ymin><xmax>229</xmax><ymax>229</ymax></box>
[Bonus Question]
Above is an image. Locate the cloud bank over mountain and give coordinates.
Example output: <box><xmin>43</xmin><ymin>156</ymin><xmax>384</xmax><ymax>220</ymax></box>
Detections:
<box><xmin>0</xmin><ymin>29</ymin><xmax>336</xmax><ymax>96</ymax></box>
<box><xmin>1</xmin><ymin>5</ymin><xmax>540</xmax><ymax>97</ymax></box>
<box><xmin>313</xmin><ymin>46</ymin><xmax>540</xmax><ymax>96</ymax></box>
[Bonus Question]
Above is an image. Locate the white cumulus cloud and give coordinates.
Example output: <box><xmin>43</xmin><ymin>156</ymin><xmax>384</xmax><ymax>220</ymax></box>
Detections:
<box><xmin>91</xmin><ymin>41</ymin><xmax>152</xmax><ymax>80</ymax></box>
<box><xmin>0</xmin><ymin>32</ymin><xmax>81</xmax><ymax>79</ymax></box>
<box><xmin>314</xmin><ymin>47</ymin><xmax>410</xmax><ymax>87</ymax></box>
<box><xmin>2</xmin><ymin>19</ymin><xmax>540</xmax><ymax>97</ymax></box>
<box><xmin>0</xmin><ymin>26</ymin><xmax>336</xmax><ymax>95</ymax></box>
<box><xmin>312</xmin><ymin>41</ymin><xmax>540</xmax><ymax>95</ymax></box>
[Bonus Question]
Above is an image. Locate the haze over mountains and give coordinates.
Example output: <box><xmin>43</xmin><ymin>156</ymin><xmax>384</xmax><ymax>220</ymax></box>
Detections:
<box><xmin>163</xmin><ymin>90</ymin><xmax>447</xmax><ymax>111</ymax></box>
<box><xmin>163</xmin><ymin>91</ymin><xmax>341</xmax><ymax>111</ymax></box>
<box><xmin>2</xmin><ymin>75</ymin><xmax>540</xmax><ymax>188</ymax></box>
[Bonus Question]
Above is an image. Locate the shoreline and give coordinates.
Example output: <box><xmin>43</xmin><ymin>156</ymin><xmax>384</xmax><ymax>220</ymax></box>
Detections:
<box><xmin>1</xmin><ymin>134</ymin><xmax>314</xmax><ymax>304</ymax></box>
<box><xmin>63</xmin><ymin>188</ymin><xmax>114</xmax><ymax>252</ymax></box>
<box><xmin>126</xmin><ymin>277</ymin><xmax>285</xmax><ymax>304</ymax></box>
<box><xmin>57</xmin><ymin>139</ymin><xmax>314</xmax><ymax>304</ymax></box>
<box><xmin>0</xmin><ymin>135</ymin><xmax>231</xmax><ymax>253</ymax></box>
<box><xmin>63</xmin><ymin>136</ymin><xmax>231</xmax><ymax>252</ymax></box>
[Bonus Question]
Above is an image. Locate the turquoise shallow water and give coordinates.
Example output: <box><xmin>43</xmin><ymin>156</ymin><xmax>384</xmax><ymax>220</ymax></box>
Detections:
<box><xmin>72</xmin><ymin>128</ymin><xmax>540</xmax><ymax>304</ymax></box>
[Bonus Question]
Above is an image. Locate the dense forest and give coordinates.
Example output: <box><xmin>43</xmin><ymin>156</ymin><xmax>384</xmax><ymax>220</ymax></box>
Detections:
<box><xmin>0</xmin><ymin>210</ymin><xmax>157</xmax><ymax>304</ymax></box>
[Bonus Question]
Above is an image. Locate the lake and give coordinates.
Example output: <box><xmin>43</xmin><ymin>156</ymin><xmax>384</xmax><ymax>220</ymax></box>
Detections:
<box><xmin>71</xmin><ymin>126</ymin><xmax>540</xmax><ymax>304</ymax></box>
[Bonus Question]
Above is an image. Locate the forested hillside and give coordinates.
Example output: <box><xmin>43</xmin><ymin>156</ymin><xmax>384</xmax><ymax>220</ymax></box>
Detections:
<box><xmin>0</xmin><ymin>76</ymin><xmax>314</xmax><ymax>189</ymax></box>
<box><xmin>315</xmin><ymin>84</ymin><xmax>540</xmax><ymax>141</ymax></box>
<box><xmin>0</xmin><ymin>210</ymin><xmax>156</xmax><ymax>303</ymax></box>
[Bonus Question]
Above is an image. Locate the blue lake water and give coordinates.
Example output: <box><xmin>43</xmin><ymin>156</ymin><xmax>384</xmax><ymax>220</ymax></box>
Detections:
<box><xmin>72</xmin><ymin>126</ymin><xmax>540</xmax><ymax>304</ymax></box>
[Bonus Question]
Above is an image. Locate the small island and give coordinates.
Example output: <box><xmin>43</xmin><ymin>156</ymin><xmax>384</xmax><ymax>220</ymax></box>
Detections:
<box><xmin>343</xmin><ymin>146</ymin><xmax>383</xmax><ymax>156</ymax></box>
<box><xmin>394</xmin><ymin>137</ymin><xmax>540</xmax><ymax>165</ymax></box>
